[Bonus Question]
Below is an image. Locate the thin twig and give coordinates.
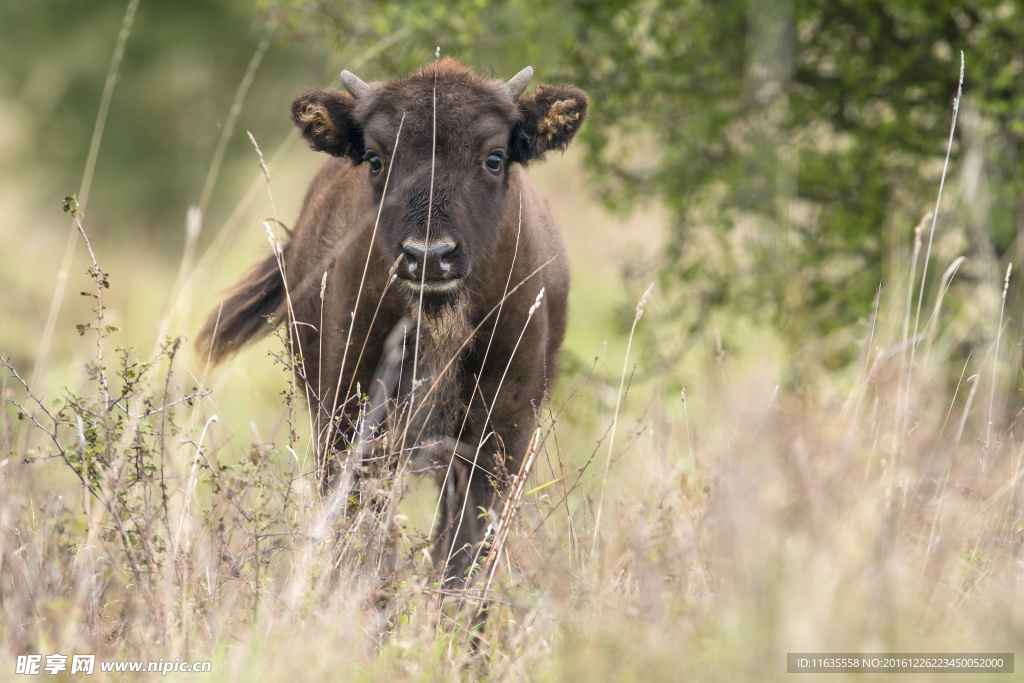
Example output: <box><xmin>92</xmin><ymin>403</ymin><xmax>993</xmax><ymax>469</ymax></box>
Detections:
<box><xmin>905</xmin><ymin>52</ymin><xmax>964</xmax><ymax>443</ymax></box>
<box><xmin>591</xmin><ymin>284</ymin><xmax>653</xmax><ymax>555</ymax></box>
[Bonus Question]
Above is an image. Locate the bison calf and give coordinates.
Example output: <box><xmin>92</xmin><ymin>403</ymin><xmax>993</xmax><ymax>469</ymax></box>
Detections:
<box><xmin>199</xmin><ymin>59</ymin><xmax>587</xmax><ymax>586</ymax></box>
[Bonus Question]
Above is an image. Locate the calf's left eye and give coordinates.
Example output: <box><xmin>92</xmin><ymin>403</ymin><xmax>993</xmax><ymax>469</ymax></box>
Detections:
<box><xmin>485</xmin><ymin>153</ymin><xmax>502</xmax><ymax>174</ymax></box>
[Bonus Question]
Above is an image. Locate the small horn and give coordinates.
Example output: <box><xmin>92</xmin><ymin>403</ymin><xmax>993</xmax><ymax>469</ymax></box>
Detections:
<box><xmin>340</xmin><ymin>70</ymin><xmax>370</xmax><ymax>99</ymax></box>
<box><xmin>505</xmin><ymin>66</ymin><xmax>533</xmax><ymax>101</ymax></box>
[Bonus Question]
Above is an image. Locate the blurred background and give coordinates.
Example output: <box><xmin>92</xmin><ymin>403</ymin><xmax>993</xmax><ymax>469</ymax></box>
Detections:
<box><xmin>4</xmin><ymin>0</ymin><xmax>1024</xmax><ymax>403</ymax></box>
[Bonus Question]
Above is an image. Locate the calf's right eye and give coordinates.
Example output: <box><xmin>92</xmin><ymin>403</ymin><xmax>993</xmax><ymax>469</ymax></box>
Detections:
<box><xmin>367</xmin><ymin>153</ymin><xmax>383</xmax><ymax>176</ymax></box>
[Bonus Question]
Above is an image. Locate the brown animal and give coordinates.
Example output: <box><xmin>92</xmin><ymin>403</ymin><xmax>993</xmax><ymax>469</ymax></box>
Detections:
<box><xmin>198</xmin><ymin>59</ymin><xmax>587</xmax><ymax>586</ymax></box>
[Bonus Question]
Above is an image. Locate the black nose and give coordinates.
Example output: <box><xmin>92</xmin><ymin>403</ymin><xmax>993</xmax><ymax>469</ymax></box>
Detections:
<box><xmin>402</xmin><ymin>240</ymin><xmax>457</xmax><ymax>281</ymax></box>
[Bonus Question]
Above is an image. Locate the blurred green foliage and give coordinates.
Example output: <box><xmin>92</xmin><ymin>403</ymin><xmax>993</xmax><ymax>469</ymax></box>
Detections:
<box><xmin>270</xmin><ymin>0</ymin><xmax>1024</xmax><ymax>367</ymax></box>
<box><xmin>0</xmin><ymin>0</ymin><xmax>323</xmax><ymax>248</ymax></box>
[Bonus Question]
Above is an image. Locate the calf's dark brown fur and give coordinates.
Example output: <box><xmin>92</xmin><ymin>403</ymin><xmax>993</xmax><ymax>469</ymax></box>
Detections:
<box><xmin>198</xmin><ymin>59</ymin><xmax>587</xmax><ymax>586</ymax></box>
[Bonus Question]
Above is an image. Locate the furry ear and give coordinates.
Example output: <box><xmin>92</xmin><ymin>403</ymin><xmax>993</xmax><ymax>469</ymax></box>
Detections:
<box><xmin>509</xmin><ymin>84</ymin><xmax>589</xmax><ymax>164</ymax></box>
<box><xmin>290</xmin><ymin>89</ymin><xmax>365</xmax><ymax>160</ymax></box>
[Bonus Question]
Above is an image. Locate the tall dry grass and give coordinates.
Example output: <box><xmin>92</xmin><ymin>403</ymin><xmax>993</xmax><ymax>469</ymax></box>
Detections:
<box><xmin>3</xmin><ymin>192</ymin><xmax>1023</xmax><ymax>682</ymax></box>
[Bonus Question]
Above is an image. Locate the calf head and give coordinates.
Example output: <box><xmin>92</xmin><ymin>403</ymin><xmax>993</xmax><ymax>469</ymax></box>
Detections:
<box><xmin>289</xmin><ymin>59</ymin><xmax>587</xmax><ymax>313</ymax></box>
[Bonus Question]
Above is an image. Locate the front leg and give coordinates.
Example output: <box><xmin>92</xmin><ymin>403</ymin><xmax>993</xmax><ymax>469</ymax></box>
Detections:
<box><xmin>432</xmin><ymin>455</ymin><xmax>498</xmax><ymax>588</ymax></box>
